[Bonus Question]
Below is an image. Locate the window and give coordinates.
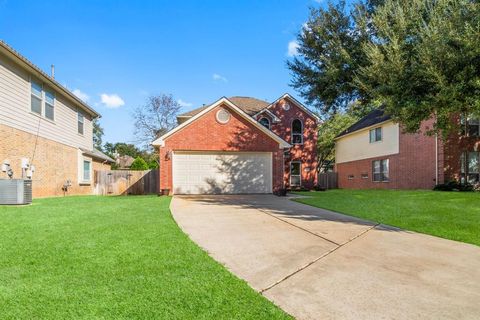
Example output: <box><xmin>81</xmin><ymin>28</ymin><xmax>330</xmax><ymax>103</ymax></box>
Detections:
<box><xmin>290</xmin><ymin>162</ymin><xmax>301</xmax><ymax>186</ymax></box>
<box><xmin>31</xmin><ymin>80</ymin><xmax>42</xmax><ymax>115</ymax></box>
<box><xmin>259</xmin><ymin>117</ymin><xmax>270</xmax><ymax>129</ymax></box>
<box><xmin>372</xmin><ymin>159</ymin><xmax>389</xmax><ymax>182</ymax></box>
<box><xmin>291</xmin><ymin>119</ymin><xmax>303</xmax><ymax>144</ymax></box>
<box><xmin>461</xmin><ymin>152</ymin><xmax>479</xmax><ymax>184</ymax></box>
<box><xmin>44</xmin><ymin>89</ymin><xmax>55</xmax><ymax>121</ymax></box>
<box><xmin>83</xmin><ymin>160</ymin><xmax>91</xmax><ymax>182</ymax></box>
<box><xmin>78</xmin><ymin>111</ymin><xmax>84</xmax><ymax>135</ymax></box>
<box><xmin>460</xmin><ymin>116</ymin><xmax>480</xmax><ymax>136</ymax></box>
<box><xmin>369</xmin><ymin>127</ymin><xmax>382</xmax><ymax>143</ymax></box>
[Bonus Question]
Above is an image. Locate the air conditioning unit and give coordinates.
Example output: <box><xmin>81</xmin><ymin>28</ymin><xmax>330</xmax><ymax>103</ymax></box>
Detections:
<box><xmin>0</xmin><ymin>179</ymin><xmax>32</xmax><ymax>205</ymax></box>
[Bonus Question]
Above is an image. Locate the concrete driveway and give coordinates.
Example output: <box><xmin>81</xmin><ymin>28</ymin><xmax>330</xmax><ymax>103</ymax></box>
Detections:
<box><xmin>170</xmin><ymin>195</ymin><xmax>480</xmax><ymax>320</ymax></box>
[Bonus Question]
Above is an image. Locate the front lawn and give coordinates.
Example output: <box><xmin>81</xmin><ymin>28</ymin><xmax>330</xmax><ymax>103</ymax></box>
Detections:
<box><xmin>294</xmin><ymin>189</ymin><xmax>480</xmax><ymax>246</ymax></box>
<box><xmin>0</xmin><ymin>196</ymin><xmax>291</xmax><ymax>319</ymax></box>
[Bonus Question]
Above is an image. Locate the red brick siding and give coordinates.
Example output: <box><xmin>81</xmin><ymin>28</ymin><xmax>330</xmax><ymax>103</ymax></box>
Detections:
<box><xmin>159</xmin><ymin>103</ymin><xmax>284</xmax><ymax>193</ymax></box>
<box><xmin>256</xmin><ymin>97</ymin><xmax>318</xmax><ymax>189</ymax></box>
<box><xmin>337</xmin><ymin>119</ymin><xmax>439</xmax><ymax>189</ymax></box>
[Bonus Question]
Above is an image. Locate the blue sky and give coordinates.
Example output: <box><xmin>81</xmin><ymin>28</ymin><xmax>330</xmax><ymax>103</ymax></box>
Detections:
<box><xmin>0</xmin><ymin>0</ymin><xmax>326</xmax><ymax>145</ymax></box>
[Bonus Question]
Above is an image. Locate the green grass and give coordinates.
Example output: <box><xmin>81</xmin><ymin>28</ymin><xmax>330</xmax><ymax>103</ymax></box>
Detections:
<box><xmin>0</xmin><ymin>196</ymin><xmax>291</xmax><ymax>319</ymax></box>
<box><xmin>294</xmin><ymin>189</ymin><xmax>480</xmax><ymax>246</ymax></box>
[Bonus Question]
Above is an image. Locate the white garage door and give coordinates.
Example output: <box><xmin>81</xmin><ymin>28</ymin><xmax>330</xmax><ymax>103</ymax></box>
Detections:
<box><xmin>172</xmin><ymin>151</ymin><xmax>272</xmax><ymax>194</ymax></box>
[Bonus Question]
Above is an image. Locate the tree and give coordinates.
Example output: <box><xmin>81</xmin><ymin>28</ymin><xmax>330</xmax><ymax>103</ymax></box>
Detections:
<box><xmin>287</xmin><ymin>1</ymin><xmax>380</xmax><ymax>115</ymax></box>
<box><xmin>317</xmin><ymin>112</ymin><xmax>358</xmax><ymax>171</ymax></box>
<box><xmin>93</xmin><ymin>119</ymin><xmax>104</xmax><ymax>151</ymax></box>
<box><xmin>133</xmin><ymin>94</ymin><xmax>181</xmax><ymax>147</ymax></box>
<box><xmin>130</xmin><ymin>157</ymin><xmax>149</xmax><ymax>170</ymax></box>
<box><xmin>355</xmin><ymin>0</ymin><xmax>480</xmax><ymax>134</ymax></box>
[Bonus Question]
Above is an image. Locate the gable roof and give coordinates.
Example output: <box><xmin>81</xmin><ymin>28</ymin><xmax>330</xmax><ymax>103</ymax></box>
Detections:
<box><xmin>153</xmin><ymin>97</ymin><xmax>291</xmax><ymax>149</ymax></box>
<box><xmin>0</xmin><ymin>40</ymin><xmax>99</xmax><ymax>118</ymax></box>
<box><xmin>80</xmin><ymin>148</ymin><xmax>115</xmax><ymax>163</ymax></box>
<box><xmin>178</xmin><ymin>96</ymin><xmax>269</xmax><ymax>118</ymax></box>
<box><xmin>262</xmin><ymin>93</ymin><xmax>320</xmax><ymax>122</ymax></box>
<box><xmin>336</xmin><ymin>108</ymin><xmax>392</xmax><ymax>139</ymax></box>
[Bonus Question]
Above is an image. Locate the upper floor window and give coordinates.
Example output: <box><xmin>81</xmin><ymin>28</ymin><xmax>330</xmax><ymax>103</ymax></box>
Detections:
<box><xmin>30</xmin><ymin>80</ymin><xmax>55</xmax><ymax>120</ymax></box>
<box><xmin>372</xmin><ymin>159</ymin><xmax>389</xmax><ymax>182</ymax></box>
<box><xmin>44</xmin><ymin>90</ymin><xmax>55</xmax><ymax>121</ymax></box>
<box><xmin>259</xmin><ymin>117</ymin><xmax>270</xmax><ymax>129</ymax></box>
<box><xmin>77</xmin><ymin>111</ymin><xmax>84</xmax><ymax>135</ymax></box>
<box><xmin>292</xmin><ymin>119</ymin><xmax>303</xmax><ymax>144</ymax></box>
<box><xmin>460</xmin><ymin>115</ymin><xmax>480</xmax><ymax>136</ymax></box>
<box><xmin>369</xmin><ymin>127</ymin><xmax>382</xmax><ymax>143</ymax></box>
<box><xmin>30</xmin><ymin>80</ymin><xmax>42</xmax><ymax>115</ymax></box>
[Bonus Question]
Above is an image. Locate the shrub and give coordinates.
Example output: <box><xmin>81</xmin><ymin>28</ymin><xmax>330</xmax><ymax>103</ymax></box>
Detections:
<box><xmin>130</xmin><ymin>157</ymin><xmax>149</xmax><ymax>170</ymax></box>
<box><xmin>433</xmin><ymin>180</ymin><xmax>474</xmax><ymax>192</ymax></box>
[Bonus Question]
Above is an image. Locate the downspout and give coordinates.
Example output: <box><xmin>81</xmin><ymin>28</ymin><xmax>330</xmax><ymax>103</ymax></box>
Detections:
<box><xmin>435</xmin><ymin>133</ymin><xmax>438</xmax><ymax>185</ymax></box>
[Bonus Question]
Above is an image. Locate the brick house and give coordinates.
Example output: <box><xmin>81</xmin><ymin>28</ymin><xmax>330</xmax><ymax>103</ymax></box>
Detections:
<box><xmin>335</xmin><ymin>108</ymin><xmax>479</xmax><ymax>189</ymax></box>
<box><xmin>0</xmin><ymin>40</ymin><xmax>113</xmax><ymax>197</ymax></box>
<box><xmin>152</xmin><ymin>94</ymin><xmax>318</xmax><ymax>194</ymax></box>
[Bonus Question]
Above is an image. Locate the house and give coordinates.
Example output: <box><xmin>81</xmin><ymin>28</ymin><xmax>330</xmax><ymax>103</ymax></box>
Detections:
<box><xmin>335</xmin><ymin>108</ymin><xmax>478</xmax><ymax>189</ymax></box>
<box><xmin>0</xmin><ymin>40</ymin><xmax>114</xmax><ymax>197</ymax></box>
<box><xmin>153</xmin><ymin>94</ymin><xmax>318</xmax><ymax>194</ymax></box>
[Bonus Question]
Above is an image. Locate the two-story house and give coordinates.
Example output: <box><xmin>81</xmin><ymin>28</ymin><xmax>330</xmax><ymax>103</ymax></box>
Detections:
<box><xmin>334</xmin><ymin>108</ymin><xmax>476</xmax><ymax>189</ymax></box>
<box><xmin>153</xmin><ymin>94</ymin><xmax>318</xmax><ymax>194</ymax></box>
<box><xmin>0</xmin><ymin>40</ymin><xmax>113</xmax><ymax>197</ymax></box>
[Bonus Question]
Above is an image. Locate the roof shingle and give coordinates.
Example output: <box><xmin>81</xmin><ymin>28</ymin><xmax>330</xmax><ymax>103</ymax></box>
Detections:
<box><xmin>178</xmin><ymin>96</ymin><xmax>269</xmax><ymax>118</ymax></box>
<box><xmin>336</xmin><ymin>108</ymin><xmax>392</xmax><ymax>138</ymax></box>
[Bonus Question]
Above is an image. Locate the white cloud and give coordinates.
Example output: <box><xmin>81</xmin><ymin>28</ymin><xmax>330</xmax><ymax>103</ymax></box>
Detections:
<box><xmin>100</xmin><ymin>93</ymin><xmax>125</xmax><ymax>108</ymax></box>
<box><xmin>213</xmin><ymin>73</ymin><xmax>228</xmax><ymax>82</ymax></box>
<box><xmin>178</xmin><ymin>99</ymin><xmax>193</xmax><ymax>107</ymax></box>
<box><xmin>287</xmin><ymin>40</ymin><xmax>300</xmax><ymax>57</ymax></box>
<box><xmin>72</xmin><ymin>89</ymin><xmax>89</xmax><ymax>102</ymax></box>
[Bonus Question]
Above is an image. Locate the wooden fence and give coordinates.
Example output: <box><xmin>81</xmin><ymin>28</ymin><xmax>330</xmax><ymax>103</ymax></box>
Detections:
<box><xmin>317</xmin><ymin>172</ymin><xmax>338</xmax><ymax>189</ymax></box>
<box><xmin>94</xmin><ymin>170</ymin><xmax>159</xmax><ymax>195</ymax></box>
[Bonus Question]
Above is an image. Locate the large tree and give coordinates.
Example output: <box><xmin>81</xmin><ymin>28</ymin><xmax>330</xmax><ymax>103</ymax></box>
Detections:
<box><xmin>317</xmin><ymin>112</ymin><xmax>358</xmax><ymax>171</ymax></box>
<box><xmin>93</xmin><ymin>119</ymin><xmax>104</xmax><ymax>151</ymax></box>
<box><xmin>355</xmin><ymin>0</ymin><xmax>480</xmax><ymax>134</ymax></box>
<box><xmin>133</xmin><ymin>94</ymin><xmax>181</xmax><ymax>147</ymax></box>
<box><xmin>287</xmin><ymin>0</ymin><xmax>380</xmax><ymax>115</ymax></box>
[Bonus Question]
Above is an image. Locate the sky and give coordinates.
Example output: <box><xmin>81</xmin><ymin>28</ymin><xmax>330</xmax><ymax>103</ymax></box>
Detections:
<box><xmin>0</xmin><ymin>0</ymin><xmax>327</xmax><ymax>145</ymax></box>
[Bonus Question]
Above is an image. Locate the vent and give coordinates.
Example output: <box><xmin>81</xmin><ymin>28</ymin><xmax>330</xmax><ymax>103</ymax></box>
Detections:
<box><xmin>0</xmin><ymin>179</ymin><xmax>33</xmax><ymax>205</ymax></box>
<box><xmin>216</xmin><ymin>108</ymin><xmax>231</xmax><ymax>124</ymax></box>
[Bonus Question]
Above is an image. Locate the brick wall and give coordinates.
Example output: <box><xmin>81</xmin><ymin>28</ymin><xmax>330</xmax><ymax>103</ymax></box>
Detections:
<box><xmin>0</xmin><ymin>123</ymin><xmax>108</xmax><ymax>197</ymax></box>
<box><xmin>442</xmin><ymin>118</ymin><xmax>480</xmax><ymax>182</ymax></box>
<box><xmin>337</xmin><ymin>119</ymin><xmax>439</xmax><ymax>189</ymax></box>
<box><xmin>159</xmin><ymin>103</ymin><xmax>284</xmax><ymax>193</ymax></box>
<box><xmin>258</xmin><ymin>97</ymin><xmax>318</xmax><ymax>189</ymax></box>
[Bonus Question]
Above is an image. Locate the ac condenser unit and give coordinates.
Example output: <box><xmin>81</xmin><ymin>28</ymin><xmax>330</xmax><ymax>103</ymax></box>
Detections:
<box><xmin>0</xmin><ymin>179</ymin><xmax>33</xmax><ymax>205</ymax></box>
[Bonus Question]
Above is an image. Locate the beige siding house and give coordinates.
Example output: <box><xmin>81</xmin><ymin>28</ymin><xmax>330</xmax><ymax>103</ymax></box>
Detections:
<box><xmin>0</xmin><ymin>40</ymin><xmax>113</xmax><ymax>197</ymax></box>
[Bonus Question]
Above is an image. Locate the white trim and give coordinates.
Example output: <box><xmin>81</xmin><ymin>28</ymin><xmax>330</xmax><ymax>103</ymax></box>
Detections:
<box><xmin>291</xmin><ymin>119</ymin><xmax>304</xmax><ymax>145</ymax></box>
<box><xmin>263</xmin><ymin>93</ymin><xmax>320</xmax><ymax>122</ymax></box>
<box><xmin>259</xmin><ymin>117</ymin><xmax>271</xmax><ymax>129</ymax></box>
<box><xmin>152</xmin><ymin>97</ymin><xmax>291</xmax><ymax>149</ymax></box>
<box><xmin>253</xmin><ymin>109</ymin><xmax>281</xmax><ymax>123</ymax></box>
<box><xmin>290</xmin><ymin>161</ymin><xmax>302</xmax><ymax>187</ymax></box>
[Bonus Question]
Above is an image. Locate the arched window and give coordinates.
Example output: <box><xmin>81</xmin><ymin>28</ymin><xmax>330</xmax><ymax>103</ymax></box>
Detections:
<box><xmin>259</xmin><ymin>117</ymin><xmax>270</xmax><ymax>129</ymax></box>
<box><xmin>291</xmin><ymin>119</ymin><xmax>303</xmax><ymax>144</ymax></box>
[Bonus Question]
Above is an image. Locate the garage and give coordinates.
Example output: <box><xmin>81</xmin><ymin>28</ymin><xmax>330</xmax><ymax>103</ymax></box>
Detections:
<box><xmin>172</xmin><ymin>151</ymin><xmax>272</xmax><ymax>194</ymax></box>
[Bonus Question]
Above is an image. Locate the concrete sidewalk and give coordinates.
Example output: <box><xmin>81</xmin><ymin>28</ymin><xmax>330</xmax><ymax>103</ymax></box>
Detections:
<box><xmin>170</xmin><ymin>195</ymin><xmax>480</xmax><ymax>320</ymax></box>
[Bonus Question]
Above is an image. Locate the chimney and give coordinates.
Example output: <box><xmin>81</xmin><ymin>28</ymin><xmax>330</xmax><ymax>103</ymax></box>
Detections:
<box><xmin>51</xmin><ymin>64</ymin><xmax>55</xmax><ymax>79</ymax></box>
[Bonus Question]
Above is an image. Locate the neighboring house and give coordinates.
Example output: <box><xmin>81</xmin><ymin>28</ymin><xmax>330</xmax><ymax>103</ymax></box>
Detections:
<box><xmin>115</xmin><ymin>154</ymin><xmax>135</xmax><ymax>169</ymax></box>
<box><xmin>0</xmin><ymin>40</ymin><xmax>113</xmax><ymax>197</ymax></box>
<box><xmin>335</xmin><ymin>108</ymin><xmax>479</xmax><ymax>189</ymax></box>
<box><xmin>153</xmin><ymin>94</ymin><xmax>318</xmax><ymax>194</ymax></box>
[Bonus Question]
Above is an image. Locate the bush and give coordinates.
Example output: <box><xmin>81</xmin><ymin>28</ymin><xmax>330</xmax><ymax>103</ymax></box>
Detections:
<box><xmin>433</xmin><ymin>180</ymin><xmax>474</xmax><ymax>192</ymax></box>
<box><xmin>130</xmin><ymin>157</ymin><xmax>149</xmax><ymax>170</ymax></box>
